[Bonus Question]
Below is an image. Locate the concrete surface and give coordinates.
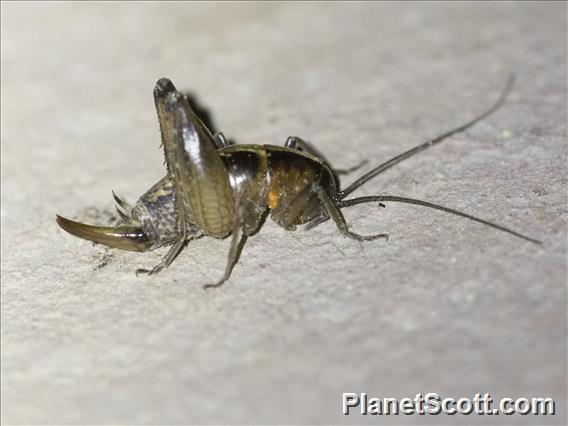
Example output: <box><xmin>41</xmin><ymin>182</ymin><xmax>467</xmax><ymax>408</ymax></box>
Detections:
<box><xmin>1</xmin><ymin>2</ymin><xmax>566</xmax><ymax>425</ymax></box>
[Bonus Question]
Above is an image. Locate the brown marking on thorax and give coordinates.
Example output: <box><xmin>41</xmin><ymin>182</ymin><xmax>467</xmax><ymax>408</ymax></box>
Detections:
<box><xmin>266</xmin><ymin>156</ymin><xmax>319</xmax><ymax>211</ymax></box>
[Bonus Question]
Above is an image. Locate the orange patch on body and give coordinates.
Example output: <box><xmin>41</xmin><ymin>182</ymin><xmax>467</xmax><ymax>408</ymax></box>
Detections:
<box><xmin>268</xmin><ymin>190</ymin><xmax>280</xmax><ymax>209</ymax></box>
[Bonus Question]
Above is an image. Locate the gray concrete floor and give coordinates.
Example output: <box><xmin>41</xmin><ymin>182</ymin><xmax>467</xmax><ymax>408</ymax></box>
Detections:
<box><xmin>1</xmin><ymin>2</ymin><xmax>566</xmax><ymax>425</ymax></box>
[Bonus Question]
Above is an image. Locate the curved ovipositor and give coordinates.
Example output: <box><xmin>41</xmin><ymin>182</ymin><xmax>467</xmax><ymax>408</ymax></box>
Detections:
<box><xmin>55</xmin><ymin>215</ymin><xmax>152</xmax><ymax>252</ymax></box>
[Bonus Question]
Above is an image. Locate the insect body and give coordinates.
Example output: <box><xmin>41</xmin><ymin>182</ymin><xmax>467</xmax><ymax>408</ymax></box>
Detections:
<box><xmin>57</xmin><ymin>77</ymin><xmax>541</xmax><ymax>288</ymax></box>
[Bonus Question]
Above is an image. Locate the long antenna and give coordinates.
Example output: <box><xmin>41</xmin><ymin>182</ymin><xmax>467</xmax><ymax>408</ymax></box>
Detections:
<box><xmin>338</xmin><ymin>195</ymin><xmax>542</xmax><ymax>245</ymax></box>
<box><xmin>338</xmin><ymin>74</ymin><xmax>516</xmax><ymax>199</ymax></box>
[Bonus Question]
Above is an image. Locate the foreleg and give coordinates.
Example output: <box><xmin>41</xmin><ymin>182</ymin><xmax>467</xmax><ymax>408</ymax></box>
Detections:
<box><xmin>315</xmin><ymin>186</ymin><xmax>388</xmax><ymax>241</ymax></box>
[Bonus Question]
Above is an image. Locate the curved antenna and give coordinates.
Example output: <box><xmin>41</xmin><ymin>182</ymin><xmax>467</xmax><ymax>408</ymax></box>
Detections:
<box><xmin>338</xmin><ymin>74</ymin><xmax>516</xmax><ymax>199</ymax></box>
<box><xmin>338</xmin><ymin>195</ymin><xmax>542</xmax><ymax>245</ymax></box>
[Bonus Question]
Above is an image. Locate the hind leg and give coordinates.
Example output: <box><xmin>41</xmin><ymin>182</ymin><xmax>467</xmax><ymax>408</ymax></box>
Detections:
<box><xmin>203</xmin><ymin>204</ymin><xmax>250</xmax><ymax>289</ymax></box>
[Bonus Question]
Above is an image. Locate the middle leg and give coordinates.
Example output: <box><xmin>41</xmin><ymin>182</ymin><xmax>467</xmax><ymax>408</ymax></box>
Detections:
<box><xmin>285</xmin><ymin>136</ymin><xmax>367</xmax><ymax>174</ymax></box>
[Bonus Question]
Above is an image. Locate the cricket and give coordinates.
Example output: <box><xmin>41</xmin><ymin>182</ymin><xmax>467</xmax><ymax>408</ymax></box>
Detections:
<box><xmin>56</xmin><ymin>76</ymin><xmax>541</xmax><ymax>288</ymax></box>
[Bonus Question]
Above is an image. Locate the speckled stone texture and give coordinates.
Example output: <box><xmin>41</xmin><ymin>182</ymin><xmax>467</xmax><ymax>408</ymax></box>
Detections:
<box><xmin>1</xmin><ymin>2</ymin><xmax>566</xmax><ymax>425</ymax></box>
